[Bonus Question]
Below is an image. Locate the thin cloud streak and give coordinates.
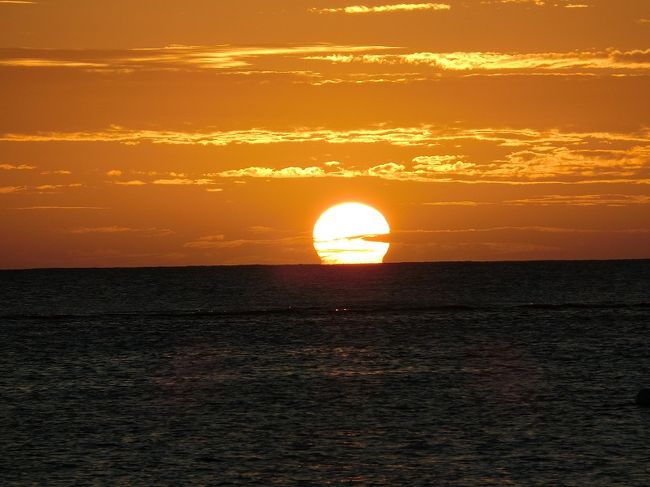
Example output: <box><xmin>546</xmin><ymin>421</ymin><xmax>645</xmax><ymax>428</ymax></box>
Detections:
<box><xmin>310</xmin><ymin>3</ymin><xmax>450</xmax><ymax>14</ymax></box>
<box><xmin>10</xmin><ymin>206</ymin><xmax>108</xmax><ymax>210</ymax></box>
<box><xmin>69</xmin><ymin>226</ymin><xmax>173</xmax><ymax>236</ymax></box>
<box><xmin>0</xmin><ymin>163</ymin><xmax>35</xmax><ymax>170</ymax></box>
<box><xmin>0</xmin><ymin>44</ymin><xmax>394</xmax><ymax>71</ymax></box>
<box><xmin>505</xmin><ymin>194</ymin><xmax>650</xmax><ymax>206</ymax></box>
<box><xmin>183</xmin><ymin>234</ymin><xmax>308</xmax><ymax>250</ymax></box>
<box><xmin>479</xmin><ymin>0</ymin><xmax>589</xmax><ymax>6</ymax></box>
<box><xmin>394</xmin><ymin>226</ymin><xmax>650</xmax><ymax>236</ymax></box>
<box><xmin>306</xmin><ymin>48</ymin><xmax>650</xmax><ymax>72</ymax></box>
<box><xmin>422</xmin><ymin>194</ymin><xmax>650</xmax><ymax>207</ymax></box>
<box><xmin>0</xmin><ymin>186</ymin><xmax>24</xmax><ymax>193</ymax></box>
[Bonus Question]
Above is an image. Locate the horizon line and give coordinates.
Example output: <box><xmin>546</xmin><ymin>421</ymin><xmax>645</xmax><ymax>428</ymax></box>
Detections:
<box><xmin>2</xmin><ymin>257</ymin><xmax>649</xmax><ymax>272</ymax></box>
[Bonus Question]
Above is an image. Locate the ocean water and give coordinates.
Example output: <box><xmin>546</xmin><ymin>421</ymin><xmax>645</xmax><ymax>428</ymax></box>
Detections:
<box><xmin>1</xmin><ymin>260</ymin><xmax>649</xmax><ymax>485</ymax></box>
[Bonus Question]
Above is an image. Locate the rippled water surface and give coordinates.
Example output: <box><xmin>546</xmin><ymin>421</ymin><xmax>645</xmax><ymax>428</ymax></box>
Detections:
<box><xmin>2</xmin><ymin>261</ymin><xmax>649</xmax><ymax>485</ymax></box>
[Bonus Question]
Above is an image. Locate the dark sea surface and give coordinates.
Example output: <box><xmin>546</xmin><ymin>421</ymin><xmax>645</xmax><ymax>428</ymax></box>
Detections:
<box><xmin>1</xmin><ymin>260</ymin><xmax>649</xmax><ymax>485</ymax></box>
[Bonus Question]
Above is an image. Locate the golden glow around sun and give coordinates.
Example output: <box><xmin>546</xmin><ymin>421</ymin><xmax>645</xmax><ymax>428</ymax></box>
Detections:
<box><xmin>313</xmin><ymin>202</ymin><xmax>390</xmax><ymax>265</ymax></box>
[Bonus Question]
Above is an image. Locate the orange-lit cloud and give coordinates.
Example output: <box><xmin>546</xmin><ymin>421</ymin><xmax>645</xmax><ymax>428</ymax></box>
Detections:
<box><xmin>0</xmin><ymin>59</ymin><xmax>107</xmax><ymax>68</ymax></box>
<box><xmin>485</xmin><ymin>146</ymin><xmax>650</xmax><ymax>180</ymax></box>
<box><xmin>310</xmin><ymin>3</ymin><xmax>451</xmax><ymax>14</ymax></box>
<box><xmin>69</xmin><ymin>226</ymin><xmax>173</xmax><ymax>235</ymax></box>
<box><xmin>4</xmin><ymin>126</ymin><xmax>647</xmax><ymax>148</ymax></box>
<box><xmin>422</xmin><ymin>201</ymin><xmax>484</xmax><ymax>206</ymax></box>
<box><xmin>183</xmin><ymin>234</ymin><xmax>307</xmax><ymax>250</ymax></box>
<box><xmin>505</xmin><ymin>194</ymin><xmax>650</xmax><ymax>206</ymax></box>
<box><xmin>151</xmin><ymin>178</ymin><xmax>213</xmax><ymax>185</ymax></box>
<box><xmin>216</xmin><ymin>166</ymin><xmax>326</xmax><ymax>179</ymax></box>
<box><xmin>0</xmin><ymin>163</ymin><xmax>35</xmax><ymax>170</ymax></box>
<box><xmin>3</xmin><ymin>45</ymin><xmax>647</xmax><ymax>77</ymax></box>
<box><xmin>0</xmin><ymin>125</ymin><xmax>650</xmax><ymax>151</ymax></box>
<box><xmin>182</xmin><ymin>234</ymin><xmax>225</xmax><ymax>249</ymax></box>
<box><xmin>208</xmin><ymin>148</ymin><xmax>649</xmax><ymax>183</ymax></box>
<box><xmin>3</xmin><ymin>126</ymin><xmax>647</xmax><ymax>185</ymax></box>
<box><xmin>0</xmin><ymin>45</ymin><xmax>393</xmax><ymax>71</ymax></box>
<box><xmin>306</xmin><ymin>48</ymin><xmax>650</xmax><ymax>72</ymax></box>
<box><xmin>412</xmin><ymin>155</ymin><xmax>476</xmax><ymax>174</ymax></box>
<box><xmin>0</xmin><ymin>126</ymin><xmax>437</xmax><ymax>146</ymax></box>
<box><xmin>424</xmin><ymin>194</ymin><xmax>650</xmax><ymax>207</ymax></box>
<box><xmin>113</xmin><ymin>180</ymin><xmax>147</xmax><ymax>186</ymax></box>
<box><xmin>395</xmin><ymin>226</ymin><xmax>650</xmax><ymax>236</ymax></box>
<box><xmin>10</xmin><ymin>206</ymin><xmax>107</xmax><ymax>210</ymax></box>
<box><xmin>309</xmin><ymin>72</ymin><xmax>430</xmax><ymax>86</ymax></box>
<box><xmin>483</xmin><ymin>0</ymin><xmax>545</xmax><ymax>4</ymax></box>
<box><xmin>35</xmin><ymin>183</ymin><xmax>83</xmax><ymax>191</ymax></box>
<box><xmin>0</xmin><ymin>185</ymin><xmax>24</xmax><ymax>193</ymax></box>
<box><xmin>479</xmin><ymin>0</ymin><xmax>588</xmax><ymax>6</ymax></box>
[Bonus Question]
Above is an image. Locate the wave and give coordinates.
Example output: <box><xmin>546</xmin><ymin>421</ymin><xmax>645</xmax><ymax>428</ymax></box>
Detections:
<box><xmin>1</xmin><ymin>302</ymin><xmax>648</xmax><ymax>321</ymax></box>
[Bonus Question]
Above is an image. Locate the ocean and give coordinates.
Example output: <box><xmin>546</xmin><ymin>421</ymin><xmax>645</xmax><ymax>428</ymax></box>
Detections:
<box><xmin>1</xmin><ymin>260</ymin><xmax>649</xmax><ymax>485</ymax></box>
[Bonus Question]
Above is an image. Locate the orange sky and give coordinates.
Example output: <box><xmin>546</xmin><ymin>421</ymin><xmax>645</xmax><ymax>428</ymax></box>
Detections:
<box><xmin>1</xmin><ymin>0</ymin><xmax>649</xmax><ymax>268</ymax></box>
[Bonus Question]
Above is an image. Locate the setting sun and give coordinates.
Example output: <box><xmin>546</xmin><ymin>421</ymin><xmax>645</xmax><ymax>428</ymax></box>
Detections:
<box><xmin>313</xmin><ymin>202</ymin><xmax>390</xmax><ymax>265</ymax></box>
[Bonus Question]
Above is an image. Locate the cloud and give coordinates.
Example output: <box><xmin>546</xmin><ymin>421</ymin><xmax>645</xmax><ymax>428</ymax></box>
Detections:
<box><xmin>152</xmin><ymin>178</ymin><xmax>213</xmax><ymax>185</ymax></box>
<box><xmin>183</xmin><ymin>234</ymin><xmax>307</xmax><ymax>250</ymax></box>
<box><xmin>106</xmin><ymin>169</ymin><xmax>122</xmax><ymax>177</ymax></box>
<box><xmin>32</xmin><ymin>183</ymin><xmax>83</xmax><ymax>192</ymax></box>
<box><xmin>0</xmin><ymin>163</ymin><xmax>35</xmax><ymax>170</ymax></box>
<box><xmin>11</xmin><ymin>206</ymin><xmax>107</xmax><ymax>210</ymax></box>
<box><xmin>479</xmin><ymin>0</ymin><xmax>587</xmax><ymax>6</ymax></box>
<box><xmin>305</xmin><ymin>48</ymin><xmax>650</xmax><ymax>72</ymax></box>
<box><xmin>412</xmin><ymin>155</ymin><xmax>476</xmax><ymax>174</ymax></box>
<box><xmin>209</xmin><ymin>140</ymin><xmax>649</xmax><ymax>183</ymax></box>
<box><xmin>69</xmin><ymin>226</ymin><xmax>173</xmax><ymax>236</ymax></box>
<box><xmin>216</xmin><ymin>166</ymin><xmax>326</xmax><ymax>178</ymax></box>
<box><xmin>0</xmin><ymin>60</ymin><xmax>107</xmax><ymax>68</ymax></box>
<box><xmin>114</xmin><ymin>180</ymin><xmax>146</xmax><ymax>186</ymax></box>
<box><xmin>310</xmin><ymin>3</ymin><xmax>450</xmax><ymax>14</ymax></box>
<box><xmin>3</xmin><ymin>126</ymin><xmax>647</xmax><ymax>184</ymax></box>
<box><xmin>309</xmin><ymin>72</ymin><xmax>430</xmax><ymax>86</ymax></box>
<box><xmin>211</xmin><ymin>157</ymin><xmax>475</xmax><ymax>181</ymax></box>
<box><xmin>0</xmin><ymin>126</ymin><xmax>442</xmax><ymax>146</ymax></box>
<box><xmin>0</xmin><ymin>44</ymin><xmax>393</xmax><ymax>71</ymax></box>
<box><xmin>248</xmin><ymin>226</ymin><xmax>275</xmax><ymax>234</ymax></box>
<box><xmin>182</xmin><ymin>234</ymin><xmax>226</xmax><ymax>249</ymax></box>
<box><xmin>0</xmin><ymin>1</ymin><xmax>36</xmax><ymax>4</ymax></box>
<box><xmin>0</xmin><ymin>186</ymin><xmax>24</xmax><ymax>193</ymax></box>
<box><xmin>505</xmin><ymin>194</ymin><xmax>650</xmax><ymax>206</ymax></box>
<box><xmin>1</xmin><ymin>44</ymin><xmax>644</xmax><ymax>79</ymax></box>
<box><xmin>483</xmin><ymin>0</ymin><xmax>545</xmax><ymax>4</ymax></box>
<box><xmin>485</xmin><ymin>146</ymin><xmax>650</xmax><ymax>180</ymax></box>
<box><xmin>395</xmin><ymin>226</ymin><xmax>650</xmax><ymax>236</ymax></box>
<box><xmin>423</xmin><ymin>201</ymin><xmax>484</xmax><ymax>206</ymax></box>
<box><xmin>8</xmin><ymin>125</ymin><xmax>646</xmax><ymax>149</ymax></box>
<box><xmin>421</xmin><ymin>194</ymin><xmax>650</xmax><ymax>207</ymax></box>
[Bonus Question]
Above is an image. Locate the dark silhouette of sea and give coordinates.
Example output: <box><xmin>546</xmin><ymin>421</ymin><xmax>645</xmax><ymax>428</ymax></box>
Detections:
<box><xmin>1</xmin><ymin>260</ymin><xmax>649</xmax><ymax>485</ymax></box>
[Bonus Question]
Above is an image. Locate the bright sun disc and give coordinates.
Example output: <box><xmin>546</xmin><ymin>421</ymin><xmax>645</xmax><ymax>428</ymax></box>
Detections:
<box><xmin>313</xmin><ymin>202</ymin><xmax>390</xmax><ymax>265</ymax></box>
